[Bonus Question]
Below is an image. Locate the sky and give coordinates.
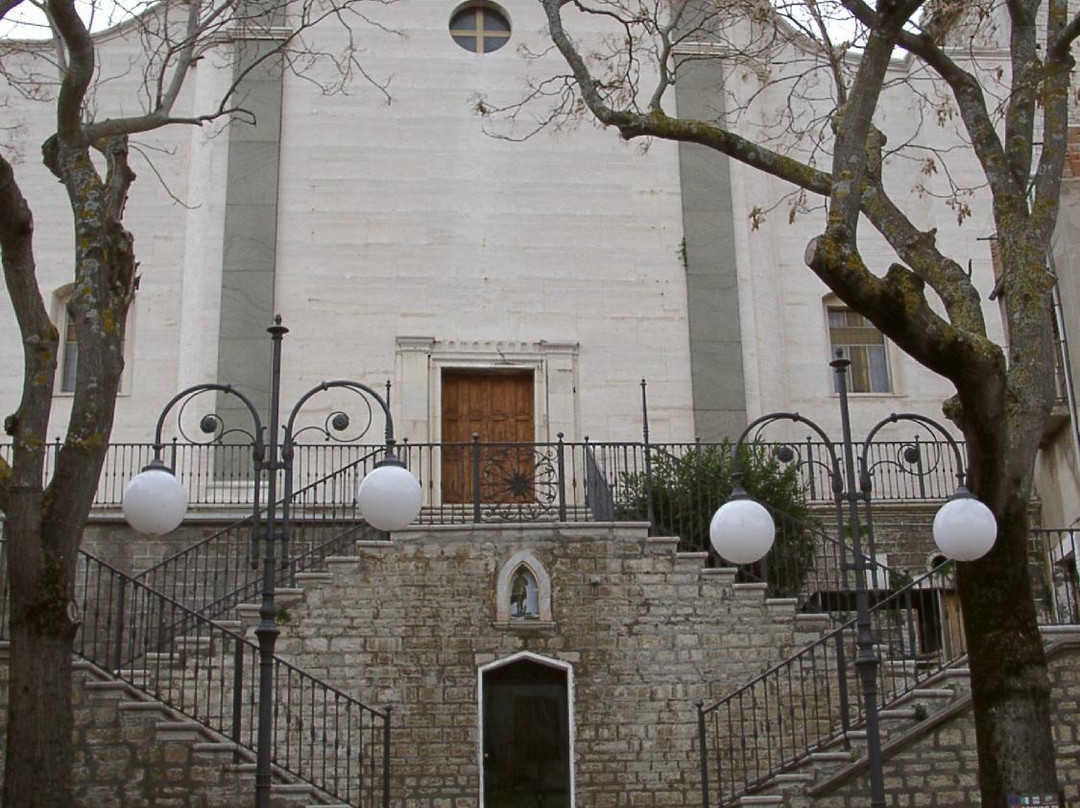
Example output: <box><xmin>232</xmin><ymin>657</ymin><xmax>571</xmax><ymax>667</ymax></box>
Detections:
<box><xmin>0</xmin><ymin>0</ymin><xmax>135</xmax><ymax>39</ymax></box>
<box><xmin>1</xmin><ymin>0</ymin><xmax>875</xmax><ymax>43</ymax></box>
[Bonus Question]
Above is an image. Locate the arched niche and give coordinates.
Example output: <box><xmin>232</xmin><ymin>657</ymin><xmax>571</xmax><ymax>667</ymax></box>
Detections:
<box><xmin>495</xmin><ymin>550</ymin><xmax>553</xmax><ymax>624</ymax></box>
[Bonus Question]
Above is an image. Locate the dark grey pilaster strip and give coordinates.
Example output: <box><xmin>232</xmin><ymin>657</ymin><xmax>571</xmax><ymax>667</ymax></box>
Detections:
<box><xmin>674</xmin><ymin>55</ymin><xmax>747</xmax><ymax>440</ymax></box>
<box><xmin>217</xmin><ymin>37</ymin><xmax>286</xmax><ymax>423</ymax></box>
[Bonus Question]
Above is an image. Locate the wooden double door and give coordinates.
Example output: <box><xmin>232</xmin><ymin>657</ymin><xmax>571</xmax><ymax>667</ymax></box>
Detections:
<box><xmin>442</xmin><ymin>369</ymin><xmax>535</xmax><ymax>504</ymax></box>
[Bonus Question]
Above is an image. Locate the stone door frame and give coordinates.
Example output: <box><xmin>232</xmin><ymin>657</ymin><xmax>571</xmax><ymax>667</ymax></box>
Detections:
<box><xmin>476</xmin><ymin>651</ymin><xmax>577</xmax><ymax>808</ymax></box>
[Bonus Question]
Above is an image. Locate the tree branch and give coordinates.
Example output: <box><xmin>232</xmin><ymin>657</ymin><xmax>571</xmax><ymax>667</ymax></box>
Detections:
<box><xmin>1002</xmin><ymin>0</ymin><xmax>1039</xmax><ymax>189</ymax></box>
<box><xmin>0</xmin><ymin>0</ymin><xmax>23</xmax><ymax>21</ymax></box>
<box><xmin>894</xmin><ymin>36</ymin><xmax>1020</xmax><ymax>202</ymax></box>
<box><xmin>804</xmin><ymin>235</ymin><xmax>1003</xmax><ymax>396</ymax></box>
<box><xmin>859</xmin><ymin>180</ymin><xmax>988</xmax><ymax>334</ymax></box>
<box><xmin>1048</xmin><ymin>9</ymin><xmax>1080</xmax><ymax>60</ymax></box>
<box><xmin>46</xmin><ymin>0</ymin><xmax>94</xmax><ymax>139</ymax></box>
<box><xmin>1032</xmin><ymin>0</ymin><xmax>1071</xmax><ymax>244</ymax></box>
<box><xmin>0</xmin><ymin>154</ymin><xmax>58</xmax><ymax>516</ymax></box>
<box><xmin>540</xmin><ymin>0</ymin><xmax>834</xmax><ymax>195</ymax></box>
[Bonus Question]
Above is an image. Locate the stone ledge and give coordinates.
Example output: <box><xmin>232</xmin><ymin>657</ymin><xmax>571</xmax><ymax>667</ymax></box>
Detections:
<box><xmin>492</xmin><ymin>620</ymin><xmax>557</xmax><ymax>634</ymax></box>
<box><xmin>645</xmin><ymin>536</ymin><xmax>680</xmax><ymax>555</ymax></box>
<box><xmin>737</xmin><ymin>795</ymin><xmax>784</xmax><ymax>806</ymax></box>
<box><xmin>156</xmin><ymin>720</ymin><xmax>214</xmax><ymax>742</ymax></box>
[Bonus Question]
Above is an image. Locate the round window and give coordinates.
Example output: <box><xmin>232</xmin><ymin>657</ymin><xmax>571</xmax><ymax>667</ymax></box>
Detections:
<box><xmin>449</xmin><ymin>4</ymin><xmax>511</xmax><ymax>54</ymax></box>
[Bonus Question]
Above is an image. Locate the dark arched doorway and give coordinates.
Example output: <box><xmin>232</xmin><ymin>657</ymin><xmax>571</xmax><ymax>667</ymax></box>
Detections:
<box><xmin>481</xmin><ymin>656</ymin><xmax>572</xmax><ymax>808</ymax></box>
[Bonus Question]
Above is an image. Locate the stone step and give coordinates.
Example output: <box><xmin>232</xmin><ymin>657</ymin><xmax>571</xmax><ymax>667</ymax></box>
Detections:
<box><xmin>237</xmin><ymin>588</ymin><xmax>307</xmax><ymax>624</ymax></box>
<box><xmin>294</xmin><ymin>571</ymin><xmax>334</xmax><ymax>585</ymax></box>
<box><xmin>118</xmin><ymin>701</ymin><xmax>176</xmax><ymax>719</ymax></box>
<box><xmin>736</xmin><ymin>794</ymin><xmax>784</xmax><ymax>806</ymax></box>
<box><xmin>878</xmin><ymin>706</ymin><xmax>918</xmax><ymax>722</ymax></box>
<box><xmin>893</xmin><ymin>687</ymin><xmax>957</xmax><ymax>710</ymax></box>
<box><xmin>156</xmin><ymin>720</ymin><xmax>214</xmax><ymax>742</ymax></box>
<box><xmin>806</xmin><ymin>750</ymin><xmax>853</xmax><ymax>778</ymax></box>
<box><xmin>173</xmin><ymin>635</ymin><xmax>214</xmax><ymax>656</ymax></box>
<box><xmin>733</xmin><ymin>582</ymin><xmax>770</xmax><ymax>601</ymax></box>
<box><xmin>84</xmin><ymin>679</ymin><xmax>142</xmax><ymax>700</ymax></box>
<box><xmin>193</xmin><ymin>741</ymin><xmax>244</xmax><ymax>757</ymax></box>
<box><xmin>1040</xmin><ymin>623</ymin><xmax>1080</xmax><ymax>640</ymax></box>
<box><xmin>701</xmin><ymin>567</ymin><xmax>738</xmax><ymax>586</ymax></box>
<box><xmin>674</xmin><ymin>550</ymin><xmax>710</xmax><ymax>569</ymax></box>
<box><xmin>793</xmin><ymin>613</ymin><xmax>831</xmax><ymax>630</ymax></box>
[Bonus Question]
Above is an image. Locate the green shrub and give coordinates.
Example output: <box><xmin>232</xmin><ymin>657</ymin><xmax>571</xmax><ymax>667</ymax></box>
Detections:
<box><xmin>618</xmin><ymin>440</ymin><xmax>817</xmax><ymax>597</ymax></box>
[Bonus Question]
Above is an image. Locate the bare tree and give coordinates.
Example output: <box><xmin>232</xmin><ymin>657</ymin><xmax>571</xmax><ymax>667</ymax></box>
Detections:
<box><xmin>521</xmin><ymin>0</ymin><xmax>1078</xmax><ymax>804</ymax></box>
<box><xmin>0</xmin><ymin>0</ymin><xmax>392</xmax><ymax>802</ymax></box>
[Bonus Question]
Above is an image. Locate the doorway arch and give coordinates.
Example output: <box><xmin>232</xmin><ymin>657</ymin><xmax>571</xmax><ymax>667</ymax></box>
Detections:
<box><xmin>478</xmin><ymin>652</ymin><xmax>575</xmax><ymax>808</ymax></box>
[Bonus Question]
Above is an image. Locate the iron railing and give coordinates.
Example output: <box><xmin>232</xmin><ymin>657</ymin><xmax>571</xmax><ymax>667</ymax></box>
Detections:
<box><xmin>0</xmin><ymin>440</ymin><xmax>387</xmax><ymax>509</ymax></box>
<box><xmin>133</xmin><ymin>448</ymin><xmax>387</xmax><ymax>620</ymax></box>
<box><xmin>697</xmin><ymin>560</ymin><xmax>966</xmax><ymax>806</ymax></box>
<box><xmin>0</xmin><ymin>436</ymin><xmax>967</xmax><ymax>512</ymax></box>
<box><xmin>1031</xmin><ymin>528</ymin><xmax>1080</xmax><ymax>624</ymax></box>
<box><xmin>0</xmin><ymin>540</ymin><xmax>391</xmax><ymax>808</ymax></box>
<box><xmin>695</xmin><ymin>540</ymin><xmax>1080</xmax><ymax>808</ymax></box>
<box><xmin>617</xmin><ymin>442</ymin><xmax>897</xmax><ymax>604</ymax></box>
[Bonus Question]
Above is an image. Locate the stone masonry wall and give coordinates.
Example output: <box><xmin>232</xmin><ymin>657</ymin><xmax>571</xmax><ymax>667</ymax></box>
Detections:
<box><xmin>808</xmin><ymin>637</ymin><xmax>1080</xmax><ymax>807</ymax></box>
<box><xmin>0</xmin><ymin>652</ymin><xmax>259</xmax><ymax>808</ymax></box>
<box><xmin>270</xmin><ymin>522</ymin><xmax>825</xmax><ymax>808</ymax></box>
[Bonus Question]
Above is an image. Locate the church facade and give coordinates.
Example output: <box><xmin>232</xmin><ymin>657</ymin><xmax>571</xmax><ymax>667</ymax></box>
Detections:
<box><xmin>3</xmin><ymin>2</ymin><xmax>1080</xmax><ymax>806</ymax></box>
<box><xmin>3</xmin><ymin>0</ymin><xmax>1054</xmax><ymax>490</ymax></box>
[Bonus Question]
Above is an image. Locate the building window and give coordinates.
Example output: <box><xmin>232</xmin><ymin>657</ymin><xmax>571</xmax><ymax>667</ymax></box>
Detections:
<box><xmin>55</xmin><ymin>292</ymin><xmax>131</xmax><ymax>395</ymax></box>
<box><xmin>827</xmin><ymin>306</ymin><xmax>891</xmax><ymax>393</ymax></box>
<box><xmin>60</xmin><ymin>301</ymin><xmax>79</xmax><ymax>393</ymax></box>
<box><xmin>449</xmin><ymin>3</ymin><xmax>510</xmax><ymax>54</ymax></box>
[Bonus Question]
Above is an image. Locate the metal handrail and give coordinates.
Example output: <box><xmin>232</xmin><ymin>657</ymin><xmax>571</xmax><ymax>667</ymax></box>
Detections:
<box><xmin>629</xmin><ymin>443</ymin><xmax>895</xmax><ymax>602</ymax></box>
<box><xmin>133</xmin><ymin>447</ymin><xmax>386</xmax><ymax>620</ymax></box>
<box><xmin>0</xmin><ymin>437</ymin><xmax>967</xmax><ymax>511</ymax></box>
<box><xmin>1030</xmin><ymin>528</ymin><xmax>1080</xmax><ymax>625</ymax></box>
<box><xmin>1</xmin><ymin>541</ymin><xmax>390</xmax><ymax>808</ymax></box>
<box><xmin>697</xmin><ymin>559</ymin><xmax>967</xmax><ymax>806</ymax></box>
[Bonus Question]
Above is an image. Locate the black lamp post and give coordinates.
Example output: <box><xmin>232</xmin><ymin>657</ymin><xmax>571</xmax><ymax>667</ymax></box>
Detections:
<box><xmin>121</xmin><ymin>317</ymin><xmax>422</xmax><ymax>808</ymax></box>
<box><xmin>710</xmin><ymin>356</ymin><xmax>996</xmax><ymax>808</ymax></box>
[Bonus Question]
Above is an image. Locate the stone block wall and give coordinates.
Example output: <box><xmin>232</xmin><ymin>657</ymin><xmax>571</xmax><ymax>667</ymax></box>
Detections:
<box><xmin>269</xmin><ymin>523</ymin><xmax>822</xmax><ymax>808</ymax></box>
<box><xmin>808</xmin><ymin>637</ymin><xmax>1080</xmax><ymax>807</ymax></box>
<box><xmin>0</xmin><ymin>654</ymin><xmax>259</xmax><ymax>808</ymax></box>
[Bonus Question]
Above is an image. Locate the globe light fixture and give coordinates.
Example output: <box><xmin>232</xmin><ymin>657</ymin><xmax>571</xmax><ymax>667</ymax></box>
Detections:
<box><xmin>123</xmin><ymin>318</ymin><xmax>419</xmax><ymax>808</ymax></box>
<box><xmin>932</xmin><ymin>488</ymin><xmax>997</xmax><ymax>562</ymax></box>
<box><xmin>709</xmin><ymin>487</ymin><xmax>776</xmax><ymax>565</ymax></box>
<box><xmin>706</xmin><ymin>356</ymin><xmax>998</xmax><ymax>808</ymax></box>
<box><xmin>356</xmin><ymin>460</ymin><xmax>423</xmax><ymax>531</ymax></box>
<box><xmin>123</xmin><ymin>460</ymin><xmax>189</xmax><ymax>535</ymax></box>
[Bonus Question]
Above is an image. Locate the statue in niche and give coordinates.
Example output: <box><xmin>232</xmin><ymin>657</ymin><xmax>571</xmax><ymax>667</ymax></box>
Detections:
<box><xmin>509</xmin><ymin>566</ymin><xmax>539</xmax><ymax>620</ymax></box>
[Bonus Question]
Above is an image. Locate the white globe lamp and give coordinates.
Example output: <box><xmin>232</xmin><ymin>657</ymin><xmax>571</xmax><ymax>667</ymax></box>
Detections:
<box><xmin>933</xmin><ymin>490</ymin><xmax>997</xmax><ymax>562</ymax></box>
<box><xmin>123</xmin><ymin>462</ymin><xmax>189</xmax><ymax>535</ymax></box>
<box><xmin>356</xmin><ymin>461</ymin><xmax>423</xmax><ymax>532</ymax></box>
<box><xmin>710</xmin><ymin>491</ymin><xmax>776</xmax><ymax>565</ymax></box>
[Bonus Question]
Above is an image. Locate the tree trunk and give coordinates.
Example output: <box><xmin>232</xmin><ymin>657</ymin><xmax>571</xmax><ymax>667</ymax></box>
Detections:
<box><xmin>960</xmin><ymin>486</ymin><xmax>1059</xmax><ymax>807</ymax></box>
<box><xmin>1</xmin><ymin>142</ymin><xmax>132</xmax><ymax>806</ymax></box>
<box><xmin>3</xmin><ymin>495</ymin><xmax>79</xmax><ymax>808</ymax></box>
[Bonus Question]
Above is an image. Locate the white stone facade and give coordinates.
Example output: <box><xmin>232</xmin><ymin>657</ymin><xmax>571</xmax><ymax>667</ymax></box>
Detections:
<box><xmin>1</xmin><ymin>0</ymin><xmax>1076</xmax><ymax>519</ymax></box>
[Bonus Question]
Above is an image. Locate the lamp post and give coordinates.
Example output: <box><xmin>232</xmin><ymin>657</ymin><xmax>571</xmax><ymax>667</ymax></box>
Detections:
<box><xmin>709</xmin><ymin>356</ymin><xmax>996</xmax><ymax>808</ymax></box>
<box><xmin>121</xmin><ymin>317</ymin><xmax>422</xmax><ymax>808</ymax></box>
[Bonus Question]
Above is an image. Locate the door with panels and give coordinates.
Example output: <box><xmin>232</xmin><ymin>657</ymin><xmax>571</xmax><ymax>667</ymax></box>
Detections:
<box><xmin>441</xmin><ymin>369</ymin><xmax>535</xmax><ymax>505</ymax></box>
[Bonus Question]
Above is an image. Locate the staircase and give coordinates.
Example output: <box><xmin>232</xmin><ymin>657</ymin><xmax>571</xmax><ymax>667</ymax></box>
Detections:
<box><xmin>0</xmin><ymin>545</ymin><xmax>391</xmax><ymax>807</ymax></box>
<box><xmin>132</xmin><ymin>447</ymin><xmax>388</xmax><ymax>621</ymax></box>
<box><xmin>0</xmin><ymin>640</ymin><xmax>366</xmax><ymax>807</ymax></box>
<box><xmin>698</xmin><ymin>559</ymin><xmax>1080</xmax><ymax>808</ymax></box>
